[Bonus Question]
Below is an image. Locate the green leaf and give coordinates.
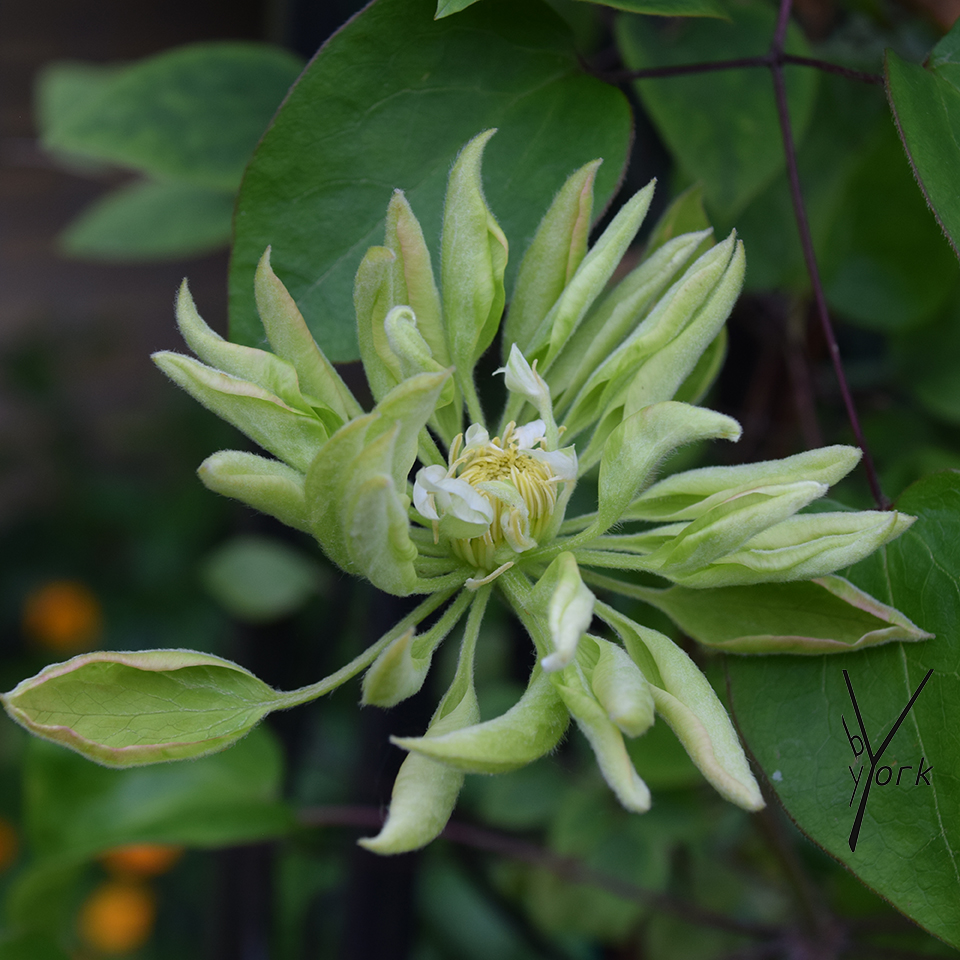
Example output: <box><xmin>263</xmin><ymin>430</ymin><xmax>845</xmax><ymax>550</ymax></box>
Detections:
<box><xmin>732</xmin><ymin>70</ymin><xmax>956</xmax><ymax>329</ymax></box>
<box><xmin>2</xmin><ymin>650</ymin><xmax>287</xmax><ymax>765</ymax></box>
<box><xmin>617</xmin><ymin>0</ymin><xmax>817</xmax><ymax>221</ymax></box>
<box><xmin>887</xmin><ymin>44</ymin><xmax>960</xmax><ymax>261</ymax></box>
<box><xmin>0</xmin><ymin>932</ymin><xmax>71</xmax><ymax>960</ymax></box>
<box><xmin>818</xmin><ymin>116</ymin><xmax>957</xmax><ymax>331</ymax></box>
<box><xmin>437</xmin><ymin>0</ymin><xmax>729</xmax><ymax>18</ymax></box>
<box><xmin>727</xmin><ymin>471</ymin><xmax>960</xmax><ymax>946</ymax></box>
<box><xmin>895</xmin><ymin>298</ymin><xmax>960</xmax><ymax>424</ymax></box>
<box><xmin>58</xmin><ymin>179</ymin><xmax>234</xmax><ymax>261</ymax></box>
<box><xmin>230</xmin><ymin>0</ymin><xmax>631</xmax><ymax>361</ymax></box>
<box><xmin>34</xmin><ymin>61</ymin><xmax>125</xmax><ymax>171</ymax></box>
<box><xmin>589</xmin><ymin>0</ymin><xmax>728</xmax><ymax>17</ymax></box>
<box><xmin>639</xmin><ymin>576</ymin><xmax>931</xmax><ymax>653</ymax></box>
<box><xmin>436</xmin><ymin>0</ymin><xmax>480</xmax><ymax>15</ymax></box>
<box><xmin>22</xmin><ymin>725</ymin><xmax>290</xmax><ymax>858</ymax></box>
<box><xmin>37</xmin><ymin>42</ymin><xmax>303</xmax><ymax>190</ymax></box>
<box><xmin>200</xmin><ymin>534</ymin><xmax>324</xmax><ymax>623</ymax></box>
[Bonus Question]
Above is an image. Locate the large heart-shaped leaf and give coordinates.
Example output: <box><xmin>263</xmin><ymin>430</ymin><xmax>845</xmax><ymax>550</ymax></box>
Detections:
<box><xmin>229</xmin><ymin>0</ymin><xmax>631</xmax><ymax>361</ymax></box>
<box><xmin>727</xmin><ymin>471</ymin><xmax>960</xmax><ymax>946</ymax></box>
<box><xmin>616</xmin><ymin>0</ymin><xmax>818</xmax><ymax>223</ymax></box>
<box><xmin>886</xmin><ymin>21</ymin><xmax>960</xmax><ymax>262</ymax></box>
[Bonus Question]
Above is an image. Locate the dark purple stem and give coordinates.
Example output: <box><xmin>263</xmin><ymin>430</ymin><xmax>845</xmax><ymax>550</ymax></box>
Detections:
<box><xmin>767</xmin><ymin>0</ymin><xmax>887</xmax><ymax>508</ymax></box>
<box><xmin>604</xmin><ymin>53</ymin><xmax>882</xmax><ymax>86</ymax></box>
<box><xmin>298</xmin><ymin>805</ymin><xmax>776</xmax><ymax>939</ymax></box>
<box><xmin>782</xmin><ymin>53</ymin><xmax>883</xmax><ymax>85</ymax></box>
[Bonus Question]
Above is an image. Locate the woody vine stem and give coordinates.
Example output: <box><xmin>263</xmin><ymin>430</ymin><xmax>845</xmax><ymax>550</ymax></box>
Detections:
<box><xmin>596</xmin><ymin>0</ymin><xmax>889</xmax><ymax>510</ymax></box>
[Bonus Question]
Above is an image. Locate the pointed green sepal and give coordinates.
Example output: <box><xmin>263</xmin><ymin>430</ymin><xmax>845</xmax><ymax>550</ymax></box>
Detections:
<box><xmin>174</xmin><ymin>280</ymin><xmax>315</xmax><ymax>417</ymax></box>
<box><xmin>255</xmin><ymin>247</ymin><xmax>363</xmax><ymax>422</ymax></box>
<box><xmin>561</xmin><ymin>234</ymin><xmax>742</xmax><ymax>440</ymax></box>
<box><xmin>529</xmin><ymin>182</ymin><xmax>656</xmax><ymax>370</ymax></box>
<box><xmin>582</xmin><ymin>635</ymin><xmax>654</xmax><ymax>738</ymax></box>
<box><xmin>598</xmin><ymin>604</ymin><xmax>764</xmax><ymax>811</ymax></box>
<box><xmin>595</xmin><ymin>401</ymin><xmax>741</xmax><ymax>533</ymax></box>
<box><xmin>441</xmin><ymin>129</ymin><xmax>508</xmax><ymax>383</ymax></box>
<box><xmin>355</xmin><ymin>245</ymin><xmax>402</xmax><ymax>402</ymax></box>
<box><xmin>306</xmin><ymin>371</ymin><xmax>451</xmax><ymax>576</ymax></box>
<box><xmin>549</xmin><ymin>229</ymin><xmax>712</xmax><ymax>403</ymax></box>
<box><xmin>2</xmin><ymin>650</ymin><xmax>281</xmax><ymax>767</ymax></box>
<box><xmin>642</xmin><ymin>481</ymin><xmax>828</xmax><ymax>575</ymax></box>
<box><xmin>198</xmin><ymin>450</ymin><xmax>309</xmax><ymax>532</ymax></box>
<box><xmin>673</xmin><ymin>510</ymin><xmax>916</xmax><ymax>588</ymax></box>
<box><xmin>306</xmin><ymin>412</ymin><xmax>380</xmax><ymax>570</ymax></box>
<box><xmin>626</xmin><ymin>445</ymin><xmax>862</xmax><ymax>522</ymax></box>
<box><xmin>623</xmin><ymin>236</ymin><xmax>744</xmax><ymax>414</ymax></box>
<box><xmin>551</xmin><ymin>653</ymin><xmax>651</xmax><ymax>813</ymax></box>
<box><xmin>637</xmin><ymin>575</ymin><xmax>932</xmax><ymax>654</ymax></box>
<box><xmin>385</xmin><ymin>190</ymin><xmax>447</xmax><ymax>365</ymax></box>
<box><xmin>152</xmin><ymin>352</ymin><xmax>329</xmax><ymax>472</ymax></box>
<box><xmin>392</xmin><ymin>665</ymin><xmax>569</xmax><ymax>774</ymax></box>
<box><xmin>505</xmin><ymin>159</ymin><xmax>601</xmax><ymax>355</ymax></box>
<box><xmin>342</xmin><ymin>426</ymin><xmax>418</xmax><ymax>595</ymax></box>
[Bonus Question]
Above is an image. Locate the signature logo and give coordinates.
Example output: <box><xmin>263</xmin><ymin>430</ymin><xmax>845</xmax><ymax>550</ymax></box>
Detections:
<box><xmin>842</xmin><ymin>668</ymin><xmax>934</xmax><ymax>853</ymax></box>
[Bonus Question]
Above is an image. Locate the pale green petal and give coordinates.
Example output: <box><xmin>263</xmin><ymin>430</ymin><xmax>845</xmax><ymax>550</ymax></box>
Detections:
<box><xmin>198</xmin><ymin>450</ymin><xmax>309</xmax><ymax>532</ymax></box>
<box><xmin>626</xmin><ymin>444</ymin><xmax>862</xmax><ymax>522</ymax></box>
<box><xmin>595</xmin><ymin>401</ymin><xmax>741</xmax><ymax>532</ymax></box>
<box><xmin>255</xmin><ymin>247</ymin><xmax>363</xmax><ymax>421</ymax></box>
<box><xmin>152</xmin><ymin>352</ymin><xmax>328</xmax><ymax>472</ymax></box>
<box><xmin>505</xmin><ymin>159</ymin><xmax>600</xmax><ymax>355</ymax></box>
<box><xmin>598</xmin><ymin>603</ymin><xmax>764</xmax><ymax>811</ymax></box>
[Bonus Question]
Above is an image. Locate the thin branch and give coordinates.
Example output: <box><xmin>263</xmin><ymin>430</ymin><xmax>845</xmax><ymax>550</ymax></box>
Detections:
<box><xmin>297</xmin><ymin>805</ymin><xmax>778</xmax><ymax>940</ymax></box>
<box><xmin>782</xmin><ymin>54</ymin><xmax>883</xmax><ymax>85</ymax></box>
<box><xmin>763</xmin><ymin>0</ymin><xmax>886</xmax><ymax>506</ymax></box>
<box><xmin>768</xmin><ymin>60</ymin><xmax>888</xmax><ymax>509</ymax></box>
<box><xmin>602</xmin><ymin>54</ymin><xmax>770</xmax><ymax>83</ymax></box>
<box><xmin>753</xmin><ymin>804</ymin><xmax>836</xmax><ymax>942</ymax></box>
<box><xmin>596</xmin><ymin>52</ymin><xmax>881</xmax><ymax>86</ymax></box>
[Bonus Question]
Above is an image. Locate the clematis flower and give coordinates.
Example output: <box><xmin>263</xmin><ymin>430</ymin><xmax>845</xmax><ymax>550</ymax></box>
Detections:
<box><xmin>3</xmin><ymin>130</ymin><xmax>931</xmax><ymax>855</ymax></box>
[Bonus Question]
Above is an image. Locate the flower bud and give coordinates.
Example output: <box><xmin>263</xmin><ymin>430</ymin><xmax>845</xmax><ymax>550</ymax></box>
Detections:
<box><xmin>532</xmin><ymin>553</ymin><xmax>594</xmax><ymax>673</ymax></box>
<box><xmin>362</xmin><ymin>590</ymin><xmax>473</xmax><ymax>708</ymax></box>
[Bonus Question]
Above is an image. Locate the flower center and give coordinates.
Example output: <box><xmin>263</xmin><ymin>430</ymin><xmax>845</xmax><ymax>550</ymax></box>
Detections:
<box><xmin>413</xmin><ymin>420</ymin><xmax>575</xmax><ymax>573</ymax></box>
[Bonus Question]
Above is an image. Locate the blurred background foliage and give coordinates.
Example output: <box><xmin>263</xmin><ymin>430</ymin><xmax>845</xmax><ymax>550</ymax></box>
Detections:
<box><xmin>2</xmin><ymin>0</ymin><xmax>960</xmax><ymax>957</ymax></box>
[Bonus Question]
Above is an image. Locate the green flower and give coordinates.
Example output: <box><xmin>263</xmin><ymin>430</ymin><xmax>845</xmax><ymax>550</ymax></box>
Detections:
<box><xmin>3</xmin><ymin>131</ymin><xmax>929</xmax><ymax>855</ymax></box>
